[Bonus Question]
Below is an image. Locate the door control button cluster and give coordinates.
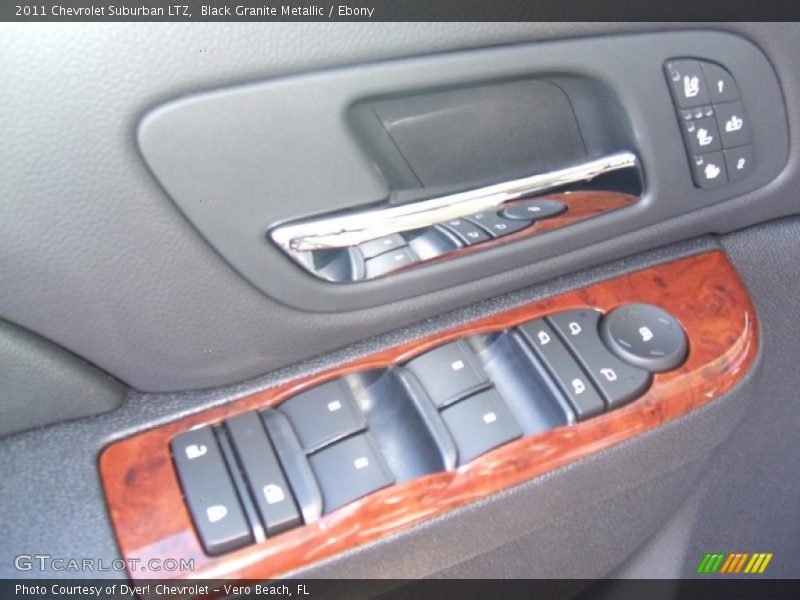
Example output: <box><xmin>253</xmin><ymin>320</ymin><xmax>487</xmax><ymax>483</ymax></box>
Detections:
<box><xmin>171</xmin><ymin>302</ymin><xmax>686</xmax><ymax>554</ymax></box>
<box><xmin>600</xmin><ymin>303</ymin><xmax>688</xmax><ymax>372</ymax></box>
<box><xmin>664</xmin><ymin>58</ymin><xmax>753</xmax><ymax>189</ymax></box>
<box><xmin>548</xmin><ymin>309</ymin><xmax>652</xmax><ymax>409</ymax></box>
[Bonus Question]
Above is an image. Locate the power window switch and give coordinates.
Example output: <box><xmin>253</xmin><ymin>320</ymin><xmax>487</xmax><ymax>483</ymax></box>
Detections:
<box><xmin>364</xmin><ymin>246</ymin><xmax>418</xmax><ymax>278</ymax></box>
<box><xmin>279</xmin><ymin>379</ymin><xmax>365</xmax><ymax>453</ymax></box>
<box><xmin>309</xmin><ymin>433</ymin><xmax>394</xmax><ymax>513</ymax></box>
<box><xmin>518</xmin><ymin>319</ymin><xmax>604</xmax><ymax>421</ymax></box>
<box><xmin>358</xmin><ymin>234</ymin><xmax>406</xmax><ymax>260</ymax></box>
<box><xmin>405</xmin><ymin>339</ymin><xmax>490</xmax><ymax>408</ymax></box>
<box><xmin>171</xmin><ymin>427</ymin><xmax>252</xmax><ymax>555</ymax></box>
<box><xmin>441</xmin><ymin>388</ymin><xmax>522</xmax><ymax>464</ymax></box>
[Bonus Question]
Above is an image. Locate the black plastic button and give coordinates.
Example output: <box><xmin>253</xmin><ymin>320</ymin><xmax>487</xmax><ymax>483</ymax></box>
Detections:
<box><xmin>358</xmin><ymin>234</ymin><xmax>407</xmax><ymax>260</ymax></box>
<box><xmin>171</xmin><ymin>427</ymin><xmax>252</xmax><ymax>555</ymax></box>
<box><xmin>724</xmin><ymin>145</ymin><xmax>754</xmax><ymax>183</ymax></box>
<box><xmin>600</xmin><ymin>304</ymin><xmax>688</xmax><ymax>373</ymax></box>
<box><xmin>364</xmin><ymin>246</ymin><xmax>418</xmax><ymax>278</ymax></box>
<box><xmin>408</xmin><ymin>227</ymin><xmax>460</xmax><ymax>260</ymax></box>
<box><xmin>466</xmin><ymin>211</ymin><xmax>531</xmax><ymax>238</ymax></box>
<box><xmin>518</xmin><ymin>319</ymin><xmax>604</xmax><ymax>421</ymax></box>
<box><xmin>548</xmin><ymin>309</ymin><xmax>652</xmax><ymax>409</ymax></box>
<box><xmin>665</xmin><ymin>59</ymin><xmax>710</xmax><ymax>108</ymax></box>
<box><xmin>714</xmin><ymin>100</ymin><xmax>750</xmax><ymax>149</ymax></box>
<box><xmin>261</xmin><ymin>409</ymin><xmax>323</xmax><ymax>524</ymax></box>
<box><xmin>225</xmin><ymin>412</ymin><xmax>301</xmax><ymax>536</ymax></box>
<box><xmin>439</xmin><ymin>219</ymin><xmax>490</xmax><ymax>246</ymax></box>
<box><xmin>681</xmin><ymin>116</ymin><xmax>722</xmax><ymax>154</ymax></box>
<box><xmin>279</xmin><ymin>379</ymin><xmax>365</xmax><ymax>453</ymax></box>
<box><xmin>441</xmin><ymin>388</ymin><xmax>522</xmax><ymax>464</ymax></box>
<box><xmin>690</xmin><ymin>151</ymin><xmax>728</xmax><ymax>189</ymax></box>
<box><xmin>701</xmin><ymin>62</ymin><xmax>740</xmax><ymax>103</ymax></box>
<box><xmin>309</xmin><ymin>433</ymin><xmax>394</xmax><ymax>512</ymax></box>
<box><xmin>501</xmin><ymin>199</ymin><xmax>567</xmax><ymax>221</ymax></box>
<box><xmin>405</xmin><ymin>339</ymin><xmax>490</xmax><ymax>408</ymax></box>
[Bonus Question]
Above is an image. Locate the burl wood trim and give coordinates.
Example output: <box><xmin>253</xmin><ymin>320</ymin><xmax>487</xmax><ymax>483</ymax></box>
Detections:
<box><xmin>100</xmin><ymin>251</ymin><xmax>757</xmax><ymax>583</ymax></box>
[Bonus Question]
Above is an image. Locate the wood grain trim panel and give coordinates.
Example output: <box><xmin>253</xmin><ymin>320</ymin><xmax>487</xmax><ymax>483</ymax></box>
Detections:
<box><xmin>100</xmin><ymin>251</ymin><xmax>757</xmax><ymax>584</ymax></box>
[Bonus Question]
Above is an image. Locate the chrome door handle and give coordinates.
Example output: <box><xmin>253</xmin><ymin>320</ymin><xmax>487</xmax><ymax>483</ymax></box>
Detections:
<box><xmin>269</xmin><ymin>152</ymin><xmax>640</xmax><ymax>282</ymax></box>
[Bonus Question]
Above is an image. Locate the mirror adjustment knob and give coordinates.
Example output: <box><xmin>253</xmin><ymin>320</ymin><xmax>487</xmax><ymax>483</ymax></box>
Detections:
<box><xmin>600</xmin><ymin>303</ymin><xmax>688</xmax><ymax>373</ymax></box>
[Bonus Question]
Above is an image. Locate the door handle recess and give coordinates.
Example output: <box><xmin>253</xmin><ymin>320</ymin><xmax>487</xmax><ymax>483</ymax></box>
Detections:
<box><xmin>269</xmin><ymin>152</ymin><xmax>640</xmax><ymax>282</ymax></box>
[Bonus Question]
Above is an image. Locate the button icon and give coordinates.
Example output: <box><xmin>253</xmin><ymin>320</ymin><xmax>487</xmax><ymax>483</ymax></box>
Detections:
<box><xmin>696</xmin><ymin>128</ymin><xmax>714</xmax><ymax>147</ymax></box>
<box><xmin>206</xmin><ymin>504</ymin><xmax>228</xmax><ymax>523</ymax></box>
<box><xmin>704</xmin><ymin>163</ymin><xmax>721</xmax><ymax>180</ymax></box>
<box><xmin>482</xmin><ymin>411</ymin><xmax>497</xmax><ymax>424</ymax></box>
<box><xmin>684</xmin><ymin>75</ymin><xmax>700</xmax><ymax>98</ymax></box>
<box><xmin>736</xmin><ymin>158</ymin><xmax>747</xmax><ymax>171</ymax></box>
<box><xmin>537</xmin><ymin>330</ymin><xmax>551</xmax><ymax>345</ymax></box>
<box><xmin>263</xmin><ymin>484</ymin><xmax>286</xmax><ymax>505</ymax></box>
<box><xmin>724</xmin><ymin>115</ymin><xmax>743</xmax><ymax>132</ymax></box>
<box><xmin>450</xmin><ymin>359</ymin><xmax>465</xmax><ymax>372</ymax></box>
<box><xmin>638</xmin><ymin>326</ymin><xmax>654</xmax><ymax>343</ymax></box>
<box><xmin>600</xmin><ymin>368</ymin><xmax>618</xmax><ymax>382</ymax></box>
<box><xmin>571</xmin><ymin>378</ymin><xmax>586</xmax><ymax>395</ymax></box>
<box><xmin>568</xmin><ymin>322</ymin><xmax>582</xmax><ymax>336</ymax></box>
<box><xmin>716</xmin><ymin>79</ymin><xmax>725</xmax><ymax>94</ymax></box>
<box><xmin>353</xmin><ymin>456</ymin><xmax>370</xmax><ymax>470</ymax></box>
<box><xmin>185</xmin><ymin>444</ymin><xmax>207</xmax><ymax>460</ymax></box>
<box><xmin>327</xmin><ymin>400</ymin><xmax>342</xmax><ymax>412</ymax></box>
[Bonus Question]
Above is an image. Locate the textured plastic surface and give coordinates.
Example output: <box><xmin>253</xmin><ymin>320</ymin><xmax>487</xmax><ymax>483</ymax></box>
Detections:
<box><xmin>0</xmin><ymin>319</ymin><xmax>124</xmax><ymax>437</ymax></box>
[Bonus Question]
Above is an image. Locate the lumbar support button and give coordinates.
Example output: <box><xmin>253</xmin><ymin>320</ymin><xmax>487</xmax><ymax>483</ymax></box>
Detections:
<box><xmin>600</xmin><ymin>303</ymin><xmax>688</xmax><ymax>372</ymax></box>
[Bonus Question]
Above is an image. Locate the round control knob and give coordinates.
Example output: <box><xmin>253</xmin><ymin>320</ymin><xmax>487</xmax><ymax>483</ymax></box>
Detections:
<box><xmin>501</xmin><ymin>199</ymin><xmax>566</xmax><ymax>221</ymax></box>
<box><xmin>600</xmin><ymin>303</ymin><xmax>687</xmax><ymax>372</ymax></box>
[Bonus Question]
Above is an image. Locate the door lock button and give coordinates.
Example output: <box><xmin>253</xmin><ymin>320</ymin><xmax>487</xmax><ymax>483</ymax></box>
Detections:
<box><xmin>171</xmin><ymin>427</ymin><xmax>252</xmax><ymax>555</ymax></box>
<box><xmin>548</xmin><ymin>309</ymin><xmax>651</xmax><ymax>409</ymax></box>
<box><xmin>518</xmin><ymin>319</ymin><xmax>604</xmax><ymax>421</ymax></box>
<box><xmin>225</xmin><ymin>412</ymin><xmax>302</xmax><ymax>536</ymax></box>
<box><xmin>600</xmin><ymin>303</ymin><xmax>688</xmax><ymax>373</ymax></box>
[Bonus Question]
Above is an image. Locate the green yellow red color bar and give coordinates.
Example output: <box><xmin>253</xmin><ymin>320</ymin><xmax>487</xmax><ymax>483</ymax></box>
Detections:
<box><xmin>697</xmin><ymin>552</ymin><xmax>773</xmax><ymax>574</ymax></box>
